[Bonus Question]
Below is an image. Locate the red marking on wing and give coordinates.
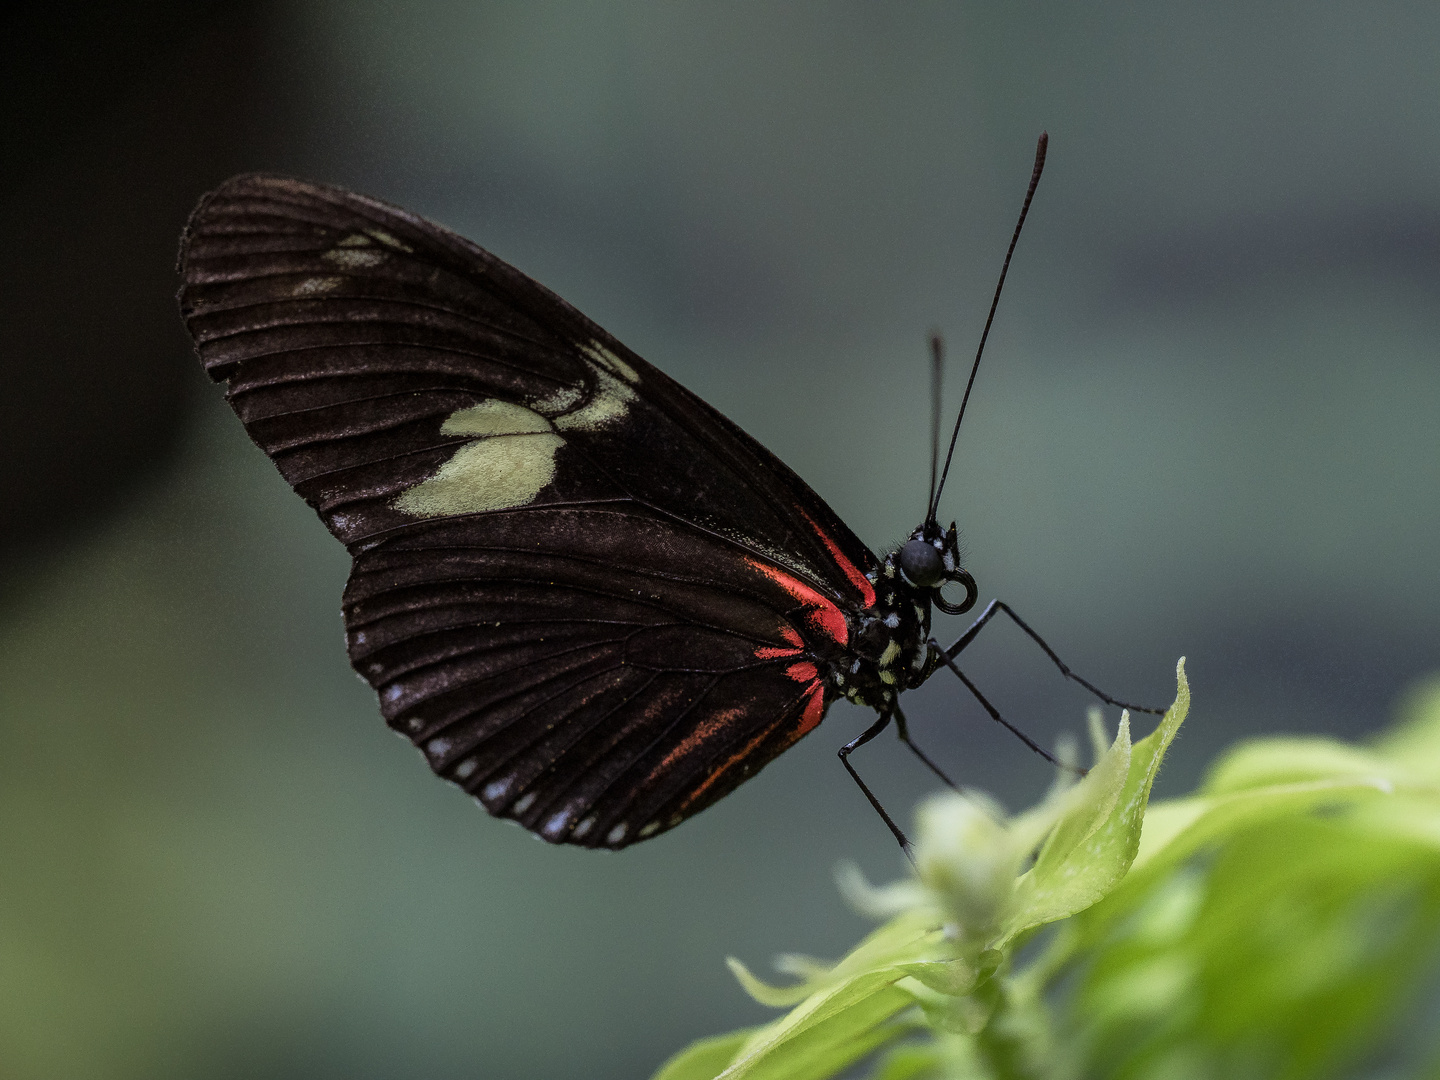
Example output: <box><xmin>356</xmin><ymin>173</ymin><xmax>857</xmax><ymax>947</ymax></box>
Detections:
<box><xmin>781</xmin><ymin>626</ymin><xmax>803</xmax><ymax>648</ymax></box>
<box><xmin>795</xmin><ymin>681</ymin><xmax>825</xmax><ymax>735</ymax></box>
<box><xmin>785</xmin><ymin>661</ymin><xmax>819</xmax><ymax>683</ymax></box>
<box><xmin>649</xmin><ymin>705</ymin><xmax>746</xmax><ymax>781</ymax></box>
<box><xmin>755</xmin><ymin>645</ymin><xmax>803</xmax><ymax>660</ymax></box>
<box><xmin>800</xmin><ymin>509</ymin><xmax>877</xmax><ymax>608</ymax></box>
<box><xmin>678</xmin><ymin>717</ymin><xmax>785</xmax><ymax>812</ymax></box>
<box><xmin>676</xmin><ymin>678</ymin><xmax>828</xmax><ymax>813</ymax></box>
<box><xmin>745</xmin><ymin>557</ymin><xmax>850</xmax><ymax>646</ymax></box>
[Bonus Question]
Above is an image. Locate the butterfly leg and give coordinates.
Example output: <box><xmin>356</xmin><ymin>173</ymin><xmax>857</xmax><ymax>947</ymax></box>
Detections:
<box><xmin>928</xmin><ymin>642</ymin><xmax>1071</xmax><ymax>771</ymax></box>
<box><xmin>838</xmin><ymin>712</ymin><xmax>913</xmax><ymax>853</ymax></box>
<box><xmin>892</xmin><ymin>704</ymin><xmax>958</xmax><ymax>790</ymax></box>
<box><xmin>942</xmin><ymin>600</ymin><xmax>1164</xmax><ymax>715</ymax></box>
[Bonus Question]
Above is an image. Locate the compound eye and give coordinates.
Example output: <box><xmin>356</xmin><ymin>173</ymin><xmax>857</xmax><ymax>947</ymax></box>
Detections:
<box><xmin>899</xmin><ymin>538</ymin><xmax>945</xmax><ymax>587</ymax></box>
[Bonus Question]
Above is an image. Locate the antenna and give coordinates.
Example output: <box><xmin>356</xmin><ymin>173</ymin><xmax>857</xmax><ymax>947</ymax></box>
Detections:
<box><xmin>928</xmin><ymin>131</ymin><xmax>1048</xmax><ymax>523</ymax></box>
<box><xmin>926</xmin><ymin>331</ymin><xmax>944</xmax><ymax>519</ymax></box>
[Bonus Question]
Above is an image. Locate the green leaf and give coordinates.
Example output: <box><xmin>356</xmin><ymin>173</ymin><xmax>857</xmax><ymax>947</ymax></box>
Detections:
<box><xmin>997</xmin><ymin>658</ymin><xmax>1190</xmax><ymax>945</ymax></box>
<box><xmin>675</xmin><ymin>910</ymin><xmax>953</xmax><ymax>1080</ymax></box>
<box><xmin>1377</xmin><ymin>675</ymin><xmax>1440</xmax><ymax>779</ymax></box>
<box><xmin>868</xmin><ymin>1043</ymin><xmax>945</xmax><ymax>1080</ymax></box>
<box><xmin>719</xmin><ymin>985</ymin><xmax>918</xmax><ymax>1080</ymax></box>
<box><xmin>1201</xmin><ymin>736</ymin><xmax>1401</xmax><ymax>795</ymax></box>
<box><xmin>653</xmin><ymin>1029</ymin><xmax>760</xmax><ymax>1080</ymax></box>
<box><xmin>727</xmin><ymin>958</ymin><xmax>817</xmax><ymax>1008</ymax></box>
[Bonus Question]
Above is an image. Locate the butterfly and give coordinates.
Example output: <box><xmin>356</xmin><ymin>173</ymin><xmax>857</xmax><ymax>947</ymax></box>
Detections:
<box><xmin>177</xmin><ymin>134</ymin><xmax>1156</xmax><ymax>850</ymax></box>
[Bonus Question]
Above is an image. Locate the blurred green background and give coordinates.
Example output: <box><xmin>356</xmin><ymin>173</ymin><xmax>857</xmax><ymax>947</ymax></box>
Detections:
<box><xmin>2</xmin><ymin>3</ymin><xmax>1436</xmax><ymax>1077</ymax></box>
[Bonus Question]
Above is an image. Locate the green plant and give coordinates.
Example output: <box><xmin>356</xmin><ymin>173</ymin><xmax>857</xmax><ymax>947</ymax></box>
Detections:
<box><xmin>654</xmin><ymin>662</ymin><xmax>1440</xmax><ymax>1080</ymax></box>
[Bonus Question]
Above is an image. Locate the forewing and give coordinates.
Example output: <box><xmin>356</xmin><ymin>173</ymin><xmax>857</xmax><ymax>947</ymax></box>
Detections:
<box><xmin>178</xmin><ymin>174</ymin><xmax>878</xmax><ymax>603</ymax></box>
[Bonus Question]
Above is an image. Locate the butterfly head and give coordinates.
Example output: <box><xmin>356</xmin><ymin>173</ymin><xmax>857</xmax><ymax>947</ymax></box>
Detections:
<box><xmin>897</xmin><ymin>521</ymin><xmax>977</xmax><ymax>616</ymax></box>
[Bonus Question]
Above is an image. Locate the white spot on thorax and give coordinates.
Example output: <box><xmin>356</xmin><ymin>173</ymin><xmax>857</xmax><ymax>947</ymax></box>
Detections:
<box><xmin>877</xmin><ymin>640</ymin><xmax>901</xmax><ymax>668</ymax></box>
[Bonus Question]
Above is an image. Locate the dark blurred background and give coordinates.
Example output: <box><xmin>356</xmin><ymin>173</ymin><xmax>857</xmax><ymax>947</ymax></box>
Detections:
<box><xmin>2</xmin><ymin>3</ymin><xmax>1436</xmax><ymax>1078</ymax></box>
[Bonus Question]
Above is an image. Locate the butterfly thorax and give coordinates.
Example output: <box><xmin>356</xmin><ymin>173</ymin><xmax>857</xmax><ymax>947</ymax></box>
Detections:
<box><xmin>827</xmin><ymin>523</ymin><xmax>971</xmax><ymax>712</ymax></box>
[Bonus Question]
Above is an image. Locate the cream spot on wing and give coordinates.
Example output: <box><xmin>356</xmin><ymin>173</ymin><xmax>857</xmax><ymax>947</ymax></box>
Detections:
<box><xmin>293</xmin><ymin>276</ymin><xmax>342</xmax><ymax>295</ymax></box>
<box><xmin>483</xmin><ymin>778</ymin><xmax>512</xmax><ymax>802</ymax></box>
<box><xmin>552</xmin><ymin>368</ymin><xmax>635</xmax><ymax>433</ymax></box>
<box><xmin>366</xmin><ymin>228</ymin><xmax>413</xmax><ymax>252</ymax></box>
<box><xmin>426</xmin><ymin>736</ymin><xmax>452</xmax><ymax>759</ymax></box>
<box><xmin>394</xmin><ymin>432</ymin><xmax>564</xmax><ymax>516</ymax></box>
<box><xmin>530</xmin><ymin>383</ymin><xmax>584</xmax><ymax>413</ymax></box>
<box><xmin>606</xmin><ymin>823</ymin><xmax>628</xmax><ymax>844</ymax></box>
<box><xmin>513</xmin><ymin>792</ymin><xmax>537</xmax><ymax>815</ymax></box>
<box><xmin>542</xmin><ymin>810</ymin><xmax>572</xmax><ymax>837</ymax></box>
<box><xmin>454</xmin><ymin>757</ymin><xmax>478</xmax><ymax>780</ymax></box>
<box><xmin>337</xmin><ymin>233</ymin><xmax>373</xmax><ymax>247</ymax></box>
<box><xmin>323</xmin><ymin>246</ymin><xmax>386</xmax><ymax>269</ymax></box>
<box><xmin>394</xmin><ymin>341</ymin><xmax>639</xmax><ymax>520</ymax></box>
<box><xmin>638</xmin><ymin>821</ymin><xmax>660</xmax><ymax>838</ymax></box>
<box><xmin>572</xmin><ymin>815</ymin><xmax>596</xmax><ymax>839</ymax></box>
<box><xmin>394</xmin><ymin>400</ymin><xmax>567</xmax><ymax>517</ymax></box>
<box><xmin>442</xmin><ymin>400</ymin><xmax>554</xmax><ymax>437</ymax></box>
<box><xmin>583</xmin><ymin>341</ymin><xmax>640</xmax><ymax>384</ymax></box>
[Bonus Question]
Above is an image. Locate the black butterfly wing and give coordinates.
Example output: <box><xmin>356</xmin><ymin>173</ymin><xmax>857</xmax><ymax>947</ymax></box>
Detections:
<box><xmin>178</xmin><ymin>174</ymin><xmax>880</xmax><ymax>847</ymax></box>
